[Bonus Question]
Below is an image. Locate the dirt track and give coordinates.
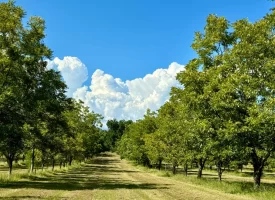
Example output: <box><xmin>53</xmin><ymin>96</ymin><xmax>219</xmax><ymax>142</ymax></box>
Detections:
<box><xmin>0</xmin><ymin>153</ymin><xmax>255</xmax><ymax>200</ymax></box>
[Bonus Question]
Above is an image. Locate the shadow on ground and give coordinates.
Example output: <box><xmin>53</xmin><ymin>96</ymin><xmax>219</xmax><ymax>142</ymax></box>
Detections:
<box><xmin>0</xmin><ymin>196</ymin><xmax>61</xmax><ymax>199</ymax></box>
<box><xmin>0</xmin><ymin>153</ymin><xmax>169</xmax><ymax>191</ymax></box>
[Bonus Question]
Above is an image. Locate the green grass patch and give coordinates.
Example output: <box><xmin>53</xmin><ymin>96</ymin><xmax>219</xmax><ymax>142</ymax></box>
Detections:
<box><xmin>129</xmin><ymin>161</ymin><xmax>275</xmax><ymax>200</ymax></box>
<box><xmin>0</xmin><ymin>161</ymin><xmax>83</xmax><ymax>184</ymax></box>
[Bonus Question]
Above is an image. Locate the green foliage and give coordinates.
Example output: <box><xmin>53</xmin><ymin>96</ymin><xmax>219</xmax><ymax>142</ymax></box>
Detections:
<box><xmin>105</xmin><ymin>119</ymin><xmax>133</xmax><ymax>151</ymax></box>
<box><xmin>0</xmin><ymin>1</ymin><xmax>105</xmax><ymax>175</ymax></box>
<box><xmin>116</xmin><ymin>5</ymin><xmax>275</xmax><ymax>188</ymax></box>
<box><xmin>0</xmin><ymin>0</ymin><xmax>54</xmax><ymax>175</ymax></box>
<box><xmin>2</xmin><ymin>0</ymin><xmax>275</xmax><ymax>192</ymax></box>
<box><xmin>117</xmin><ymin>110</ymin><xmax>157</xmax><ymax>166</ymax></box>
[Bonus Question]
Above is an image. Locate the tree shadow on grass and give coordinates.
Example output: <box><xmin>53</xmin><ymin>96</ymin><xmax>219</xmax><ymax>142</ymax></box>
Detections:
<box><xmin>184</xmin><ymin>171</ymin><xmax>218</xmax><ymax>177</ymax></box>
<box><xmin>0</xmin><ymin>176</ymin><xmax>168</xmax><ymax>191</ymax></box>
<box><xmin>0</xmin><ymin>178</ymin><xmax>169</xmax><ymax>191</ymax></box>
<box><xmin>98</xmin><ymin>152</ymin><xmax>114</xmax><ymax>157</ymax></box>
<box><xmin>0</xmin><ymin>196</ymin><xmax>55</xmax><ymax>199</ymax></box>
<box><xmin>0</xmin><ymin>155</ymin><xmax>170</xmax><ymax>191</ymax></box>
<box><xmin>0</xmin><ymin>196</ymin><xmax>69</xmax><ymax>200</ymax></box>
<box><xmin>89</xmin><ymin>158</ymin><xmax>120</xmax><ymax>166</ymax></box>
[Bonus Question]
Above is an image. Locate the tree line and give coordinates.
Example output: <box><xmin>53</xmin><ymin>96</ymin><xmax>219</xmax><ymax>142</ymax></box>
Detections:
<box><xmin>0</xmin><ymin>1</ymin><xmax>107</xmax><ymax>175</ymax></box>
<box><xmin>116</xmin><ymin>9</ymin><xmax>275</xmax><ymax>188</ymax></box>
<box><xmin>2</xmin><ymin>0</ymin><xmax>275</xmax><ymax>190</ymax></box>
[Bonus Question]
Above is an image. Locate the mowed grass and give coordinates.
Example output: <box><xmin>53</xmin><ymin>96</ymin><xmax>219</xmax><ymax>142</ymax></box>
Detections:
<box><xmin>0</xmin><ymin>155</ymin><xmax>168</xmax><ymax>200</ymax></box>
<box><xmin>0</xmin><ymin>158</ymin><xmax>81</xmax><ymax>183</ymax></box>
<box><xmin>0</xmin><ymin>154</ymin><xmax>273</xmax><ymax>199</ymax></box>
<box><xmin>131</xmin><ymin>162</ymin><xmax>275</xmax><ymax>200</ymax></box>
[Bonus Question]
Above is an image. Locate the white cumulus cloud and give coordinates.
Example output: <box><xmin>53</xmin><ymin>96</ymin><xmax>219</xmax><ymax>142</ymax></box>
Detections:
<box><xmin>73</xmin><ymin>62</ymin><xmax>185</xmax><ymax>122</ymax></box>
<box><xmin>47</xmin><ymin>57</ymin><xmax>88</xmax><ymax>96</ymax></box>
<box><xmin>47</xmin><ymin>56</ymin><xmax>185</xmax><ymax>123</ymax></box>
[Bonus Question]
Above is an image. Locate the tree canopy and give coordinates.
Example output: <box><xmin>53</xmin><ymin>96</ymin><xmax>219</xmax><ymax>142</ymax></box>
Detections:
<box><xmin>0</xmin><ymin>0</ymin><xmax>105</xmax><ymax>175</ymax></box>
<box><xmin>117</xmin><ymin>8</ymin><xmax>275</xmax><ymax>188</ymax></box>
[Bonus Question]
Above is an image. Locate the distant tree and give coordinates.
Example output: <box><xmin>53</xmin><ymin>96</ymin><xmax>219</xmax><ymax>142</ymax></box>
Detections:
<box><xmin>81</xmin><ymin>105</ymin><xmax>104</xmax><ymax>158</ymax></box>
<box><xmin>144</xmin><ymin>130</ymin><xmax>164</xmax><ymax>170</ymax></box>
<box><xmin>117</xmin><ymin>110</ymin><xmax>157</xmax><ymax>166</ymax></box>
<box><xmin>173</xmin><ymin>65</ymin><xmax>212</xmax><ymax>178</ymax></box>
<box><xmin>156</xmin><ymin>102</ymin><xmax>186</xmax><ymax>174</ymax></box>
<box><xmin>106</xmin><ymin>119</ymin><xmax>132</xmax><ymax>150</ymax></box>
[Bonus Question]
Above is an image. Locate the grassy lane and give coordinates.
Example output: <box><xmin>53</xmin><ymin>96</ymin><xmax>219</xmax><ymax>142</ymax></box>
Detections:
<box><xmin>0</xmin><ymin>153</ymin><xmax>259</xmax><ymax>200</ymax></box>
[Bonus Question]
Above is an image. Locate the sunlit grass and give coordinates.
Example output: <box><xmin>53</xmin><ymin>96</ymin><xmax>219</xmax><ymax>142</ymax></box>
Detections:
<box><xmin>130</xmin><ymin>161</ymin><xmax>275</xmax><ymax>200</ymax></box>
<box><xmin>1</xmin><ymin>156</ymin><xmax>274</xmax><ymax>199</ymax></box>
<box><xmin>0</xmin><ymin>160</ymin><xmax>82</xmax><ymax>183</ymax></box>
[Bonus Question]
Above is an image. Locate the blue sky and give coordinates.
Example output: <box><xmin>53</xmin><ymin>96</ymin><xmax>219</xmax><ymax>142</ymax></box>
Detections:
<box><xmin>3</xmin><ymin>0</ymin><xmax>274</xmax><ymax>122</ymax></box>
<box><xmin>13</xmin><ymin>0</ymin><xmax>273</xmax><ymax>81</ymax></box>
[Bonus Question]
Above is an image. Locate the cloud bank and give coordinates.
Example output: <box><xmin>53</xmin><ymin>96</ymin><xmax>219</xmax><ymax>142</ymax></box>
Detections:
<box><xmin>47</xmin><ymin>56</ymin><xmax>185</xmax><ymax>122</ymax></box>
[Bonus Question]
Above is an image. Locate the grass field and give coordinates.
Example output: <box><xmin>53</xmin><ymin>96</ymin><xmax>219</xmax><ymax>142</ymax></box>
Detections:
<box><xmin>0</xmin><ymin>153</ymin><xmax>274</xmax><ymax>200</ymax></box>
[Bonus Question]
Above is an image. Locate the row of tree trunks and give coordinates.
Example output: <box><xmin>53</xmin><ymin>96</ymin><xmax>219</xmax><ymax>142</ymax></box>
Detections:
<box><xmin>153</xmin><ymin>160</ymin><xmax>188</xmax><ymax>176</ymax></box>
<box><xmin>7</xmin><ymin>149</ymin><xmax>268</xmax><ymax>189</ymax></box>
<box><xmin>30</xmin><ymin>154</ymin><xmax>73</xmax><ymax>173</ymax></box>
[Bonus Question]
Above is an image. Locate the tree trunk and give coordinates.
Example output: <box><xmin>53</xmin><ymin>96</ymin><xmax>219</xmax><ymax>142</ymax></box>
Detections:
<box><xmin>239</xmin><ymin>164</ymin><xmax>243</xmax><ymax>172</ymax></box>
<box><xmin>172</xmin><ymin>162</ymin><xmax>177</xmax><ymax>175</ymax></box>
<box><xmin>216</xmin><ymin>159</ymin><xmax>224</xmax><ymax>181</ymax></box>
<box><xmin>142</xmin><ymin>156</ymin><xmax>152</xmax><ymax>168</ymax></box>
<box><xmin>253</xmin><ymin>163</ymin><xmax>264</xmax><ymax>188</ymax></box>
<box><xmin>52</xmin><ymin>158</ymin><xmax>55</xmax><ymax>171</ymax></box>
<box><xmin>68</xmin><ymin>156</ymin><xmax>73</xmax><ymax>166</ymax></box>
<box><xmin>251</xmin><ymin>149</ymin><xmax>269</xmax><ymax>188</ymax></box>
<box><xmin>41</xmin><ymin>155</ymin><xmax>46</xmax><ymax>171</ymax></box>
<box><xmin>41</xmin><ymin>163</ymin><xmax>44</xmax><ymax>171</ymax></box>
<box><xmin>5</xmin><ymin>153</ymin><xmax>15</xmax><ymax>177</ymax></box>
<box><xmin>158</xmin><ymin>159</ymin><xmax>162</xmax><ymax>170</ymax></box>
<box><xmin>184</xmin><ymin>163</ymin><xmax>188</xmax><ymax>176</ymax></box>
<box><xmin>7</xmin><ymin>157</ymin><xmax>13</xmax><ymax>177</ymax></box>
<box><xmin>197</xmin><ymin>158</ymin><xmax>206</xmax><ymax>178</ymax></box>
<box><xmin>30</xmin><ymin>147</ymin><xmax>35</xmax><ymax>173</ymax></box>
